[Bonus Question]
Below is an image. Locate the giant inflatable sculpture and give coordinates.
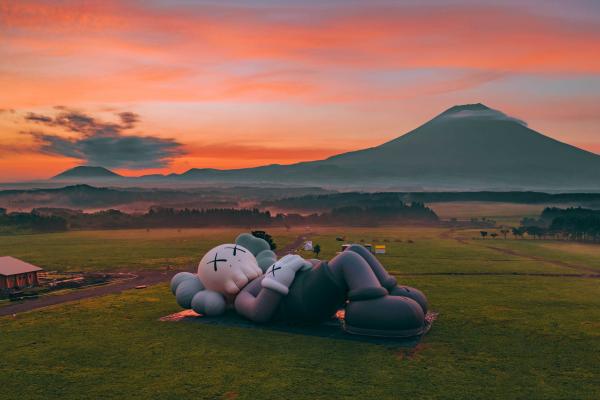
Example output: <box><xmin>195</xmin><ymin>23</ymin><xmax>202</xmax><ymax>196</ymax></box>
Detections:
<box><xmin>171</xmin><ymin>233</ymin><xmax>429</xmax><ymax>337</ymax></box>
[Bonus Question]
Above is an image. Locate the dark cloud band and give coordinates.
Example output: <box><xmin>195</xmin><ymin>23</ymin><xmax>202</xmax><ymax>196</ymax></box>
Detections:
<box><xmin>24</xmin><ymin>108</ymin><xmax>185</xmax><ymax>169</ymax></box>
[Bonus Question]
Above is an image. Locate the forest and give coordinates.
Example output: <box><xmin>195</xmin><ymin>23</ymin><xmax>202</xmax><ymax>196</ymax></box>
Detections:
<box><xmin>0</xmin><ymin>202</ymin><xmax>438</xmax><ymax>233</ymax></box>
<box><xmin>514</xmin><ymin>207</ymin><xmax>600</xmax><ymax>242</ymax></box>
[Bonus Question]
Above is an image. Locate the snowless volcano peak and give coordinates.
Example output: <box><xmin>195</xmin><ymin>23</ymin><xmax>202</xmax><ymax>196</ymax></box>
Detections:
<box><xmin>441</xmin><ymin>103</ymin><xmax>491</xmax><ymax>114</ymax></box>
<box><xmin>437</xmin><ymin>103</ymin><xmax>527</xmax><ymax>126</ymax></box>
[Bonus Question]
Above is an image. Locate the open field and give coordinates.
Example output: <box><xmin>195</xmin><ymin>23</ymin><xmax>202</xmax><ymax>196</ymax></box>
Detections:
<box><xmin>429</xmin><ymin>202</ymin><xmax>551</xmax><ymax>225</ymax></box>
<box><xmin>452</xmin><ymin>229</ymin><xmax>600</xmax><ymax>273</ymax></box>
<box><xmin>299</xmin><ymin>227</ymin><xmax>586</xmax><ymax>275</ymax></box>
<box><xmin>0</xmin><ymin>228</ymin><xmax>299</xmax><ymax>272</ymax></box>
<box><xmin>1</xmin><ymin>227</ymin><xmax>599</xmax><ymax>399</ymax></box>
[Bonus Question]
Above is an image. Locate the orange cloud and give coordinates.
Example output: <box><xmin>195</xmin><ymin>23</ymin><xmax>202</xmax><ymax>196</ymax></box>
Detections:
<box><xmin>1</xmin><ymin>1</ymin><xmax>599</xmax><ymax>179</ymax></box>
<box><xmin>184</xmin><ymin>142</ymin><xmax>351</xmax><ymax>163</ymax></box>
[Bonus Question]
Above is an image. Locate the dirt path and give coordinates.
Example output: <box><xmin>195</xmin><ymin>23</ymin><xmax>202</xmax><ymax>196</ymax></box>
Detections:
<box><xmin>1</xmin><ymin>232</ymin><xmax>311</xmax><ymax>317</ymax></box>
<box><xmin>440</xmin><ymin>228</ymin><xmax>599</xmax><ymax>276</ymax></box>
<box><xmin>276</xmin><ymin>231</ymin><xmax>312</xmax><ymax>256</ymax></box>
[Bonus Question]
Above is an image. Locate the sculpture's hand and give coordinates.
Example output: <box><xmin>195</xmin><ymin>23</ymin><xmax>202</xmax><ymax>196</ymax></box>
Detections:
<box><xmin>221</xmin><ymin>260</ymin><xmax>262</xmax><ymax>295</ymax></box>
<box><xmin>261</xmin><ymin>254</ymin><xmax>312</xmax><ymax>295</ymax></box>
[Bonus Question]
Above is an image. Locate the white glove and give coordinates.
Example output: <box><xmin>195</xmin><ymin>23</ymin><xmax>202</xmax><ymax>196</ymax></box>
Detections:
<box><xmin>261</xmin><ymin>254</ymin><xmax>312</xmax><ymax>295</ymax></box>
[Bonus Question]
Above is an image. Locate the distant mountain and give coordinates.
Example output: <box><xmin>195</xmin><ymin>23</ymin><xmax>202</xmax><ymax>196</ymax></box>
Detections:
<box><xmin>163</xmin><ymin>103</ymin><xmax>600</xmax><ymax>190</ymax></box>
<box><xmin>48</xmin><ymin>104</ymin><xmax>600</xmax><ymax>190</ymax></box>
<box><xmin>53</xmin><ymin>166</ymin><xmax>122</xmax><ymax>180</ymax></box>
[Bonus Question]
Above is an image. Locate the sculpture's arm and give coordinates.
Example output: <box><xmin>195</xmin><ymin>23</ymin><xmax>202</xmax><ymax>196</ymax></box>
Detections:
<box><xmin>234</xmin><ymin>277</ymin><xmax>284</xmax><ymax>323</ymax></box>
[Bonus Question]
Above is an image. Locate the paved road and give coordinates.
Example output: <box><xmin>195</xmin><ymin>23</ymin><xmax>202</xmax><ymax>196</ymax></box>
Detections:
<box><xmin>1</xmin><ymin>233</ymin><xmax>310</xmax><ymax>317</ymax></box>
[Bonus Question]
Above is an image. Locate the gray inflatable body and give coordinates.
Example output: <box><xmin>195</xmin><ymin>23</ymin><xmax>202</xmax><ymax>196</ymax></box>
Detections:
<box><xmin>171</xmin><ymin>236</ymin><xmax>429</xmax><ymax>338</ymax></box>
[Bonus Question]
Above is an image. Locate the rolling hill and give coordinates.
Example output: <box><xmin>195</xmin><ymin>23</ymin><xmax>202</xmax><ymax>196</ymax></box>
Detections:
<box><xmin>53</xmin><ymin>166</ymin><xmax>122</xmax><ymax>180</ymax></box>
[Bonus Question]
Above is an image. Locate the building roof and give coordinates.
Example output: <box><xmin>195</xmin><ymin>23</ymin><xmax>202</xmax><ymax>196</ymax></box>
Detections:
<box><xmin>0</xmin><ymin>256</ymin><xmax>43</xmax><ymax>276</ymax></box>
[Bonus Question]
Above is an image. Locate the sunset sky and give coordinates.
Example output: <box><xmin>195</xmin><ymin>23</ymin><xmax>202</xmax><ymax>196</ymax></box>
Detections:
<box><xmin>1</xmin><ymin>0</ymin><xmax>599</xmax><ymax>181</ymax></box>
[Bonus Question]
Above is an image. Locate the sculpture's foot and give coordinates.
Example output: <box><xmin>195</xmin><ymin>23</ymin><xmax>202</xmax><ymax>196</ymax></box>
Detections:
<box><xmin>388</xmin><ymin>285</ymin><xmax>429</xmax><ymax>314</ymax></box>
<box><xmin>344</xmin><ymin>296</ymin><xmax>425</xmax><ymax>338</ymax></box>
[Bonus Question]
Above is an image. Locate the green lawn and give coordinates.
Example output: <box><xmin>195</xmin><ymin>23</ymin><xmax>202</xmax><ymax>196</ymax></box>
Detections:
<box><xmin>0</xmin><ymin>228</ymin><xmax>298</xmax><ymax>272</ymax></box>
<box><xmin>467</xmin><ymin>238</ymin><xmax>600</xmax><ymax>272</ymax></box>
<box><xmin>429</xmin><ymin>201</ymin><xmax>548</xmax><ymax>226</ymax></box>
<box><xmin>1</xmin><ymin>227</ymin><xmax>599</xmax><ymax>399</ymax></box>
<box><xmin>302</xmin><ymin>227</ymin><xmax>578</xmax><ymax>274</ymax></box>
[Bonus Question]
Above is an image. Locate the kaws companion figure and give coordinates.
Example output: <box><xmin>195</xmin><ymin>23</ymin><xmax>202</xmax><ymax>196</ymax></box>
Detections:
<box><xmin>171</xmin><ymin>233</ymin><xmax>429</xmax><ymax>337</ymax></box>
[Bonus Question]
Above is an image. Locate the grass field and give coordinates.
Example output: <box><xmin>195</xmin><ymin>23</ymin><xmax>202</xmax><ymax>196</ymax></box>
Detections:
<box><xmin>468</xmin><ymin>238</ymin><xmax>600</xmax><ymax>272</ymax></box>
<box><xmin>300</xmin><ymin>227</ymin><xmax>581</xmax><ymax>275</ymax></box>
<box><xmin>0</xmin><ymin>228</ymin><xmax>299</xmax><ymax>272</ymax></box>
<box><xmin>1</xmin><ymin>227</ymin><xmax>599</xmax><ymax>399</ymax></box>
<box><xmin>429</xmin><ymin>202</ymin><xmax>551</xmax><ymax>225</ymax></box>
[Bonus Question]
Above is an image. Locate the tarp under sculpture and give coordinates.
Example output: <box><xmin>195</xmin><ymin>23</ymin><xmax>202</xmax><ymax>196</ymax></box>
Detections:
<box><xmin>171</xmin><ymin>233</ymin><xmax>429</xmax><ymax>338</ymax></box>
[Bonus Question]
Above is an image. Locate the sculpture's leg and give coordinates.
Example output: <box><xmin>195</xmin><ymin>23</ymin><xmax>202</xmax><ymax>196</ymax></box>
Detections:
<box><xmin>344</xmin><ymin>244</ymin><xmax>397</xmax><ymax>289</ymax></box>
<box><xmin>345</xmin><ymin>244</ymin><xmax>428</xmax><ymax>313</ymax></box>
<box><xmin>328</xmin><ymin>250</ymin><xmax>426</xmax><ymax>337</ymax></box>
<box><xmin>327</xmin><ymin>250</ymin><xmax>388</xmax><ymax>300</ymax></box>
<box><xmin>388</xmin><ymin>285</ymin><xmax>428</xmax><ymax>314</ymax></box>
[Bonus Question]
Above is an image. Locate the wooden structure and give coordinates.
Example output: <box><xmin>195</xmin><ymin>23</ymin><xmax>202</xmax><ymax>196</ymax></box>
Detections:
<box><xmin>0</xmin><ymin>256</ymin><xmax>43</xmax><ymax>290</ymax></box>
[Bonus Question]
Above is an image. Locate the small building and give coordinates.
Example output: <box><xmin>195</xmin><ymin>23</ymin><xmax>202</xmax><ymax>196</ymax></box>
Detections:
<box><xmin>0</xmin><ymin>256</ymin><xmax>43</xmax><ymax>290</ymax></box>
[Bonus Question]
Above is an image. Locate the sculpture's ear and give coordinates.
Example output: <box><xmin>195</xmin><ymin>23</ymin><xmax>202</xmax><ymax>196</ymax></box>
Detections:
<box><xmin>235</xmin><ymin>233</ymin><xmax>271</xmax><ymax>256</ymax></box>
<box><xmin>256</xmin><ymin>249</ymin><xmax>277</xmax><ymax>273</ymax></box>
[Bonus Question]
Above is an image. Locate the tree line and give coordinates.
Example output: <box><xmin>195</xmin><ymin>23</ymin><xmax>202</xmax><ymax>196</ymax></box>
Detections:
<box><xmin>261</xmin><ymin>191</ymin><xmax>600</xmax><ymax>211</ymax></box>
<box><xmin>542</xmin><ymin>207</ymin><xmax>600</xmax><ymax>242</ymax></box>
<box><xmin>0</xmin><ymin>203</ymin><xmax>439</xmax><ymax>232</ymax></box>
<box><xmin>480</xmin><ymin>207</ymin><xmax>600</xmax><ymax>242</ymax></box>
<box><xmin>0</xmin><ymin>210</ymin><xmax>68</xmax><ymax>232</ymax></box>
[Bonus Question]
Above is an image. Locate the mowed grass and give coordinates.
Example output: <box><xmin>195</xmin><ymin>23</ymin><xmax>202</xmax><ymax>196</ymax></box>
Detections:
<box><xmin>1</xmin><ymin>227</ymin><xmax>599</xmax><ymax>399</ymax></box>
<box><xmin>301</xmin><ymin>227</ymin><xmax>578</xmax><ymax>274</ymax></box>
<box><xmin>470</xmin><ymin>239</ymin><xmax>600</xmax><ymax>272</ymax></box>
<box><xmin>429</xmin><ymin>202</ymin><xmax>550</xmax><ymax>225</ymax></box>
<box><xmin>0</xmin><ymin>228</ymin><xmax>299</xmax><ymax>272</ymax></box>
<box><xmin>451</xmin><ymin>228</ymin><xmax>600</xmax><ymax>272</ymax></box>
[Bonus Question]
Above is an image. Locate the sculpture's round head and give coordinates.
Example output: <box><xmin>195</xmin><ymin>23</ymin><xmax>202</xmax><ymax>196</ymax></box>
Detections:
<box><xmin>198</xmin><ymin>244</ymin><xmax>263</xmax><ymax>297</ymax></box>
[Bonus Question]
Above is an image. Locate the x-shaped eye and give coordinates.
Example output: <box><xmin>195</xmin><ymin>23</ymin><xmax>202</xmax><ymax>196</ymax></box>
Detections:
<box><xmin>226</xmin><ymin>245</ymin><xmax>247</xmax><ymax>256</ymax></box>
<box><xmin>270</xmin><ymin>263</ymin><xmax>282</xmax><ymax>276</ymax></box>
<box><xmin>207</xmin><ymin>252</ymin><xmax>228</xmax><ymax>271</ymax></box>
